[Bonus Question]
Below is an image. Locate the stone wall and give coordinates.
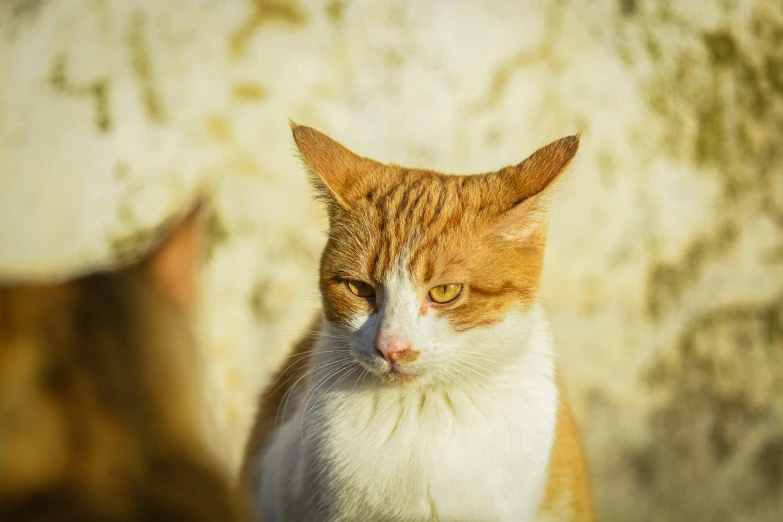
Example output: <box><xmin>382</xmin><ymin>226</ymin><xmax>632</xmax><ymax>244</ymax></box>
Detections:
<box><xmin>2</xmin><ymin>1</ymin><xmax>781</xmax><ymax>520</ymax></box>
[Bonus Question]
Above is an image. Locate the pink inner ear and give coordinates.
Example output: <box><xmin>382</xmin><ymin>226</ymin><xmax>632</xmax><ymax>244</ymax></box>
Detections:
<box><xmin>487</xmin><ymin>134</ymin><xmax>579</xmax><ymax>212</ymax></box>
<box><xmin>487</xmin><ymin>194</ymin><xmax>547</xmax><ymax>243</ymax></box>
<box><xmin>478</xmin><ymin>134</ymin><xmax>578</xmax><ymax>243</ymax></box>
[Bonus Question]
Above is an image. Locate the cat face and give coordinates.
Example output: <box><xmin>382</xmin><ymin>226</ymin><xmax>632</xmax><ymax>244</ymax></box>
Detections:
<box><xmin>293</xmin><ymin>124</ymin><xmax>578</xmax><ymax>385</ymax></box>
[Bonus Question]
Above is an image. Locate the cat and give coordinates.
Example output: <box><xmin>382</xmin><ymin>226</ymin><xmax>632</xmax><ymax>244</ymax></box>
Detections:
<box><xmin>0</xmin><ymin>206</ymin><xmax>245</xmax><ymax>522</ymax></box>
<box><xmin>241</xmin><ymin>123</ymin><xmax>595</xmax><ymax>522</ymax></box>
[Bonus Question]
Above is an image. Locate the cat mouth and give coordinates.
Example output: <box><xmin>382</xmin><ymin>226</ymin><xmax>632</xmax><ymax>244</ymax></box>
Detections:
<box><xmin>380</xmin><ymin>365</ymin><xmax>420</xmax><ymax>384</ymax></box>
<box><xmin>353</xmin><ymin>349</ymin><xmax>422</xmax><ymax>383</ymax></box>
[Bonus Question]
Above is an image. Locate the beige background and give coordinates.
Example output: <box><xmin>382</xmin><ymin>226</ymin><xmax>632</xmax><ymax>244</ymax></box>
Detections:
<box><xmin>2</xmin><ymin>1</ymin><xmax>782</xmax><ymax>520</ymax></box>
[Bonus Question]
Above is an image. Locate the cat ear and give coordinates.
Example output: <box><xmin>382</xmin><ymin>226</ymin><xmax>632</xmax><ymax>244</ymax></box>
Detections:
<box><xmin>486</xmin><ymin>134</ymin><xmax>579</xmax><ymax>241</ymax></box>
<box><xmin>290</xmin><ymin>121</ymin><xmax>383</xmax><ymax>209</ymax></box>
<box><xmin>143</xmin><ymin>202</ymin><xmax>203</xmax><ymax>310</ymax></box>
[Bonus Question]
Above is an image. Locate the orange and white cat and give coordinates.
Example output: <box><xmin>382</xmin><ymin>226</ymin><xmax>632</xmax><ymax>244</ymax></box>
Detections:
<box><xmin>242</xmin><ymin>124</ymin><xmax>595</xmax><ymax>522</ymax></box>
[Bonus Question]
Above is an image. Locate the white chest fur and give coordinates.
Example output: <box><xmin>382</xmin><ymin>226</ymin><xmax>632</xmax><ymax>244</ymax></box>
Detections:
<box><xmin>258</xmin><ymin>314</ymin><xmax>559</xmax><ymax>522</ymax></box>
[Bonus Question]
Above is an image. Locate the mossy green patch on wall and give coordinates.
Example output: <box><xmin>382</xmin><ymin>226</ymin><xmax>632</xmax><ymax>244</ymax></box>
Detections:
<box><xmin>640</xmin><ymin>294</ymin><xmax>783</xmax><ymax>520</ymax></box>
<box><xmin>325</xmin><ymin>0</ymin><xmax>346</xmax><ymax>25</ymax></box>
<box><xmin>230</xmin><ymin>0</ymin><xmax>308</xmax><ymax>58</ymax></box>
<box><xmin>645</xmin><ymin>224</ymin><xmax>738</xmax><ymax>320</ymax></box>
<box><xmin>637</xmin><ymin>1</ymin><xmax>783</xmax><ymax>199</ymax></box>
<box><xmin>203</xmin><ymin>211</ymin><xmax>229</xmax><ymax>263</ymax></box>
<box><xmin>48</xmin><ymin>54</ymin><xmax>112</xmax><ymax>133</ymax></box>
<box><xmin>631</xmin><ymin>0</ymin><xmax>783</xmax><ymax>318</ymax></box>
<box><xmin>128</xmin><ymin>11</ymin><xmax>166</xmax><ymax>123</ymax></box>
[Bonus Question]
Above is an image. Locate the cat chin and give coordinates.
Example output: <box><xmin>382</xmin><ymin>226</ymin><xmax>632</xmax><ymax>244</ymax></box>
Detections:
<box><xmin>371</xmin><ymin>364</ymin><xmax>446</xmax><ymax>387</ymax></box>
<box><xmin>378</xmin><ymin>371</ymin><xmax>420</xmax><ymax>385</ymax></box>
<box><xmin>351</xmin><ymin>350</ymin><xmax>430</xmax><ymax>385</ymax></box>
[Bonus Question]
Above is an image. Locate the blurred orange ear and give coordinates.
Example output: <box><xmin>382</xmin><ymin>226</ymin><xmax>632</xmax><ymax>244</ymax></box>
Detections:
<box><xmin>144</xmin><ymin>203</ymin><xmax>204</xmax><ymax>310</ymax></box>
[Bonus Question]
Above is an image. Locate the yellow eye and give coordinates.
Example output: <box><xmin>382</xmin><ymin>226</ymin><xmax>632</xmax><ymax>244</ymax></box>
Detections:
<box><xmin>428</xmin><ymin>283</ymin><xmax>463</xmax><ymax>304</ymax></box>
<box><xmin>346</xmin><ymin>280</ymin><xmax>375</xmax><ymax>299</ymax></box>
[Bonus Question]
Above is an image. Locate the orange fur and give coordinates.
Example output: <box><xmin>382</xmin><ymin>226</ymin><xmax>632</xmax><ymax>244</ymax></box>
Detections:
<box><xmin>538</xmin><ymin>381</ymin><xmax>596</xmax><ymax>521</ymax></box>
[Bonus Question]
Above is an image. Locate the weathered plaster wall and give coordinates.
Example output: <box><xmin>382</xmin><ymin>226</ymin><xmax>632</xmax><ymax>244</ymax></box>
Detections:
<box><xmin>2</xmin><ymin>1</ymin><xmax>781</xmax><ymax>520</ymax></box>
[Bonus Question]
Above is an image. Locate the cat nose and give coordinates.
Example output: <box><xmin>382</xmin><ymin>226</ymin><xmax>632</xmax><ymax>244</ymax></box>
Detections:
<box><xmin>375</xmin><ymin>337</ymin><xmax>416</xmax><ymax>364</ymax></box>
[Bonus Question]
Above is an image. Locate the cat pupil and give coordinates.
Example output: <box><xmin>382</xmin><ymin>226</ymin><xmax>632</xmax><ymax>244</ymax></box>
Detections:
<box><xmin>347</xmin><ymin>279</ymin><xmax>374</xmax><ymax>298</ymax></box>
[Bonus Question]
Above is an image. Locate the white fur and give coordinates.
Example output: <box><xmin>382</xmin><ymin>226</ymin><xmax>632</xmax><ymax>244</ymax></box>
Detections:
<box><xmin>252</xmin><ymin>266</ymin><xmax>560</xmax><ymax>521</ymax></box>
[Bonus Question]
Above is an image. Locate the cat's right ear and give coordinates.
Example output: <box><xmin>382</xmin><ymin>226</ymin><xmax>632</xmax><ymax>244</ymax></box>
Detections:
<box><xmin>290</xmin><ymin>122</ymin><xmax>382</xmax><ymax>210</ymax></box>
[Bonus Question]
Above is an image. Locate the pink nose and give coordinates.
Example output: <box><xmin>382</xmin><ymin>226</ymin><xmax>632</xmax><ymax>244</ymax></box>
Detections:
<box><xmin>375</xmin><ymin>337</ymin><xmax>412</xmax><ymax>364</ymax></box>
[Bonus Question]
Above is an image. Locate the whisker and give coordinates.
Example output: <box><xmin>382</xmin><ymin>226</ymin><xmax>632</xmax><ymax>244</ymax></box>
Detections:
<box><xmin>351</xmin><ymin>368</ymin><xmax>368</xmax><ymax>392</ymax></box>
<box><xmin>295</xmin><ymin>330</ymin><xmax>350</xmax><ymax>341</ymax></box>
<box><xmin>456</xmin><ymin>350</ymin><xmax>516</xmax><ymax>362</ymax></box>
<box><xmin>266</xmin><ymin>349</ymin><xmax>351</xmax><ymax>386</ymax></box>
<box><xmin>276</xmin><ymin>356</ymin><xmax>354</xmax><ymax>423</ymax></box>
<box><xmin>298</xmin><ymin>362</ymin><xmax>355</xmax><ymax>439</ymax></box>
<box><xmin>306</xmin><ymin>364</ymin><xmax>356</xmax><ymax>419</ymax></box>
<box><xmin>266</xmin><ymin>350</ymin><xmax>354</xmax><ymax>393</ymax></box>
<box><xmin>456</xmin><ymin>358</ymin><xmax>502</xmax><ymax>379</ymax></box>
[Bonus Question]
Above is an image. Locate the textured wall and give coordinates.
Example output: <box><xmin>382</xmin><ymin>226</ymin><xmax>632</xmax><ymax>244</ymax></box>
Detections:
<box><xmin>2</xmin><ymin>1</ymin><xmax>782</xmax><ymax>520</ymax></box>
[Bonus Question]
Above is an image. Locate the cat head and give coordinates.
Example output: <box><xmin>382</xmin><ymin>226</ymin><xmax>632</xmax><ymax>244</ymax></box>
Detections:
<box><xmin>293</xmin><ymin>123</ymin><xmax>578</xmax><ymax>386</ymax></box>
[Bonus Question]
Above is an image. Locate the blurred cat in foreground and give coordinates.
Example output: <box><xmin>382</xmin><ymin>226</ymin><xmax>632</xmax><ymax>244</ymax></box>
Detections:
<box><xmin>0</xmin><ymin>205</ymin><xmax>244</xmax><ymax>521</ymax></box>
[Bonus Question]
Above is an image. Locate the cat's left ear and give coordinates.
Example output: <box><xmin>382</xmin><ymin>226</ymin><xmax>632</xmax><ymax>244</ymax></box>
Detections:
<box><xmin>143</xmin><ymin>202</ymin><xmax>204</xmax><ymax>310</ymax></box>
<box><xmin>486</xmin><ymin>134</ymin><xmax>579</xmax><ymax>241</ymax></box>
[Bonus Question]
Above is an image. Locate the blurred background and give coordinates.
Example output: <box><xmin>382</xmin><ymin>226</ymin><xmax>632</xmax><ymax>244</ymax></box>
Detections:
<box><xmin>1</xmin><ymin>0</ymin><xmax>782</xmax><ymax>520</ymax></box>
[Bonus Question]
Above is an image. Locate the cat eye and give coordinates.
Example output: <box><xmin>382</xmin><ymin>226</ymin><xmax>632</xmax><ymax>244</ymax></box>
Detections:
<box><xmin>428</xmin><ymin>283</ymin><xmax>463</xmax><ymax>304</ymax></box>
<box><xmin>346</xmin><ymin>279</ymin><xmax>375</xmax><ymax>299</ymax></box>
